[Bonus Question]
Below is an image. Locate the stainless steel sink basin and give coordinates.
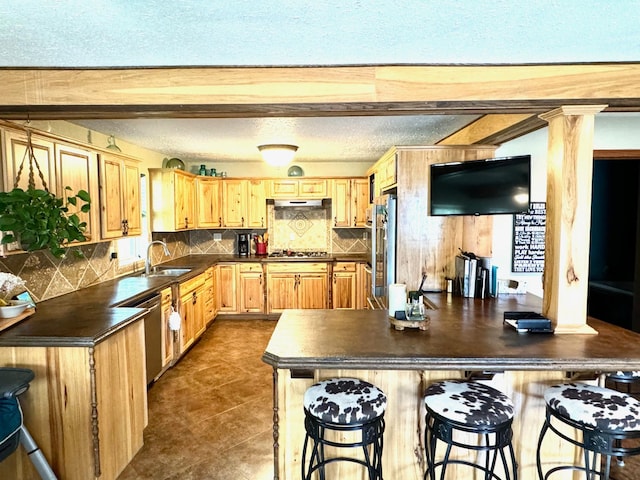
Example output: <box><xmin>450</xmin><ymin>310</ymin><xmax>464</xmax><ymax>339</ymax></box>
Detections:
<box><xmin>139</xmin><ymin>267</ymin><xmax>192</xmax><ymax>278</ymax></box>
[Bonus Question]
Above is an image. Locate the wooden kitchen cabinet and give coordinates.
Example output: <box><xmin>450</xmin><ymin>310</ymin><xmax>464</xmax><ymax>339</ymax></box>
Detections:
<box><xmin>332</xmin><ymin>262</ymin><xmax>357</xmax><ymax>309</ymax></box>
<box><xmin>266</xmin><ymin>262</ymin><xmax>329</xmax><ymax>313</ymax></box>
<box><xmin>269</xmin><ymin>178</ymin><xmax>328</xmax><ymax>198</ymax></box>
<box><xmin>332</xmin><ymin>177</ymin><xmax>369</xmax><ymax>227</ymax></box>
<box><xmin>55</xmin><ymin>142</ymin><xmax>100</xmax><ymax>243</ymax></box>
<box><xmin>149</xmin><ymin>168</ymin><xmax>196</xmax><ymax>231</ymax></box>
<box><xmin>216</xmin><ymin>263</ymin><xmax>238</xmax><ymax>312</ymax></box>
<box><xmin>98</xmin><ymin>153</ymin><xmax>142</xmax><ymax>238</ymax></box>
<box><xmin>222</xmin><ymin>179</ymin><xmax>267</xmax><ymax>228</ymax></box>
<box><xmin>1</xmin><ymin>128</ymin><xmax>56</xmax><ymax>192</ymax></box>
<box><xmin>0</xmin><ymin>319</ymin><xmax>146</xmax><ymax>480</ymax></box>
<box><xmin>238</xmin><ymin>263</ymin><xmax>264</xmax><ymax>313</ymax></box>
<box><xmin>247</xmin><ymin>179</ymin><xmax>267</xmax><ymax>228</ymax></box>
<box><xmin>196</xmin><ymin>176</ymin><xmax>222</xmax><ymax>228</ymax></box>
<box><xmin>160</xmin><ymin>287</ymin><xmax>174</xmax><ymax>368</ymax></box>
<box><xmin>178</xmin><ymin>272</ymin><xmax>206</xmax><ymax>354</ymax></box>
<box><xmin>357</xmin><ymin>262</ymin><xmax>369</xmax><ymax>309</ymax></box>
<box><xmin>203</xmin><ymin>266</ymin><xmax>215</xmax><ymax>323</ymax></box>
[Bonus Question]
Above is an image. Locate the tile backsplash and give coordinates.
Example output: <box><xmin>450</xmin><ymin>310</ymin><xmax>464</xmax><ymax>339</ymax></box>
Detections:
<box><xmin>0</xmin><ymin>206</ymin><xmax>367</xmax><ymax>302</ymax></box>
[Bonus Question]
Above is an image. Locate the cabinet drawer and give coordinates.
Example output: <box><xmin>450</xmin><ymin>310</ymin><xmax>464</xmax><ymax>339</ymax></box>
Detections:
<box><xmin>334</xmin><ymin>262</ymin><xmax>356</xmax><ymax>272</ymax></box>
<box><xmin>270</xmin><ymin>180</ymin><xmax>298</xmax><ymax>197</ymax></box>
<box><xmin>179</xmin><ymin>273</ymin><xmax>205</xmax><ymax>293</ymax></box>
<box><xmin>267</xmin><ymin>262</ymin><xmax>328</xmax><ymax>274</ymax></box>
<box><xmin>239</xmin><ymin>262</ymin><xmax>263</xmax><ymax>273</ymax></box>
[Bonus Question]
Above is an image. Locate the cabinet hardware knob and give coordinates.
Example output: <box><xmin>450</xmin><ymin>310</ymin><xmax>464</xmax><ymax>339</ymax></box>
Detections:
<box><xmin>241</xmin><ymin>217</ymin><xmax>245</xmax><ymax>227</ymax></box>
<box><xmin>219</xmin><ymin>217</ymin><xmax>222</xmax><ymax>227</ymax></box>
<box><xmin>353</xmin><ymin>216</ymin><xmax>357</xmax><ymax>227</ymax></box>
<box><xmin>334</xmin><ymin>217</ymin><xmax>337</xmax><ymax>227</ymax></box>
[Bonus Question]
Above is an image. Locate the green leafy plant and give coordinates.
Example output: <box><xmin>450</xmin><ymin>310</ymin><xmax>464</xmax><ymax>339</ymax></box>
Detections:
<box><xmin>0</xmin><ymin>187</ymin><xmax>91</xmax><ymax>258</ymax></box>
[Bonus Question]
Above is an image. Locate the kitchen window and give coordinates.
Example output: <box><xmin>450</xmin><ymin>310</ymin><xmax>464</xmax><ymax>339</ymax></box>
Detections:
<box><xmin>115</xmin><ymin>174</ymin><xmax>148</xmax><ymax>268</ymax></box>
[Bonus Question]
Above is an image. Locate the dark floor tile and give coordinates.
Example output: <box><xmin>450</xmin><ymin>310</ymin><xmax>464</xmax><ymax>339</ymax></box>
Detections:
<box><xmin>117</xmin><ymin>318</ymin><xmax>276</xmax><ymax>480</ymax></box>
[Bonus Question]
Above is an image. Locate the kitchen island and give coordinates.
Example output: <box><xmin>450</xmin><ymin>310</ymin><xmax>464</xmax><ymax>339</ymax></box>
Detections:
<box><xmin>262</xmin><ymin>293</ymin><xmax>640</xmax><ymax>480</ymax></box>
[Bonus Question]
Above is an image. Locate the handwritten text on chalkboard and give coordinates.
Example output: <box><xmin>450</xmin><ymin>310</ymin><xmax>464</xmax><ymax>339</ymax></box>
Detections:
<box><xmin>512</xmin><ymin>202</ymin><xmax>546</xmax><ymax>273</ymax></box>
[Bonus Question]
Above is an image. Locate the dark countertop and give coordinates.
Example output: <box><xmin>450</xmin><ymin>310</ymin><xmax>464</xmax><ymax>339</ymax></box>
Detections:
<box><xmin>262</xmin><ymin>293</ymin><xmax>640</xmax><ymax>371</ymax></box>
<box><xmin>0</xmin><ymin>253</ymin><xmax>368</xmax><ymax>348</ymax></box>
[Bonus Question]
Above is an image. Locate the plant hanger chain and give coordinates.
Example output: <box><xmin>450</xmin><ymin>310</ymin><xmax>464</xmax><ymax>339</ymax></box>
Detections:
<box><xmin>14</xmin><ymin>129</ymin><xmax>49</xmax><ymax>192</ymax></box>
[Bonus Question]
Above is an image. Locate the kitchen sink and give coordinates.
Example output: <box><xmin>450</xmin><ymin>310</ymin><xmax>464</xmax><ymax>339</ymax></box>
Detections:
<box><xmin>138</xmin><ymin>267</ymin><xmax>192</xmax><ymax>278</ymax></box>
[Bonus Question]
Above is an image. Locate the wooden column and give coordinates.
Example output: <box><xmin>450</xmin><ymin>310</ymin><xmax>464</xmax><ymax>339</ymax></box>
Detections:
<box><xmin>539</xmin><ymin>105</ymin><xmax>606</xmax><ymax>334</ymax></box>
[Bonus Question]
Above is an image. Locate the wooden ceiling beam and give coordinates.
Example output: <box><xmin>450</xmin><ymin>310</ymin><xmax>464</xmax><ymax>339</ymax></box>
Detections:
<box><xmin>438</xmin><ymin>114</ymin><xmax>547</xmax><ymax>146</ymax></box>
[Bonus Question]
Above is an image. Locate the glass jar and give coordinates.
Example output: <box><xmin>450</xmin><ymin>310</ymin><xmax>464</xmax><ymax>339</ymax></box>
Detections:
<box><xmin>198</xmin><ymin>164</ymin><xmax>207</xmax><ymax>176</ymax></box>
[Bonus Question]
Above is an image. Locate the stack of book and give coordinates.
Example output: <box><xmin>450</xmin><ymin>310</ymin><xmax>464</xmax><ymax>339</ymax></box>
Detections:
<box><xmin>455</xmin><ymin>254</ymin><xmax>492</xmax><ymax>298</ymax></box>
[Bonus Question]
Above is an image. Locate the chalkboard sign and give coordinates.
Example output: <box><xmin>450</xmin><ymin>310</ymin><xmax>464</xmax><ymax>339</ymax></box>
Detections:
<box><xmin>512</xmin><ymin>202</ymin><xmax>546</xmax><ymax>273</ymax></box>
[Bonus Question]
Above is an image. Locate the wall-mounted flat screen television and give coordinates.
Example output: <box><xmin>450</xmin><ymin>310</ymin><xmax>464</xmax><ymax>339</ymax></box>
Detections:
<box><xmin>430</xmin><ymin>154</ymin><xmax>531</xmax><ymax>216</ymax></box>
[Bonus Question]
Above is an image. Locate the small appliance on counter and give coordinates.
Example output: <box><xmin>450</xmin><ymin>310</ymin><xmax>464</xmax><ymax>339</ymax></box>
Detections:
<box><xmin>237</xmin><ymin>233</ymin><xmax>249</xmax><ymax>257</ymax></box>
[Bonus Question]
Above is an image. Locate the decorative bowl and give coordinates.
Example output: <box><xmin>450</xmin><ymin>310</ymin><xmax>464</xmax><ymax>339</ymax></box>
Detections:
<box><xmin>287</xmin><ymin>165</ymin><xmax>304</xmax><ymax>177</ymax></box>
<box><xmin>165</xmin><ymin>157</ymin><xmax>185</xmax><ymax>170</ymax></box>
<box><xmin>0</xmin><ymin>300</ymin><xmax>29</xmax><ymax>319</ymax></box>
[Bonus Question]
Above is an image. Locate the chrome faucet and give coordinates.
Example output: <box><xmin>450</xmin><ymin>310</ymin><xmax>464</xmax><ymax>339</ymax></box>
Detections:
<box><xmin>145</xmin><ymin>240</ymin><xmax>170</xmax><ymax>275</ymax></box>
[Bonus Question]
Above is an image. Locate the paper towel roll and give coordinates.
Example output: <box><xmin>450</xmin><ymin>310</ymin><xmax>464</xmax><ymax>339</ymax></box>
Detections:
<box><xmin>388</xmin><ymin>283</ymin><xmax>407</xmax><ymax>317</ymax></box>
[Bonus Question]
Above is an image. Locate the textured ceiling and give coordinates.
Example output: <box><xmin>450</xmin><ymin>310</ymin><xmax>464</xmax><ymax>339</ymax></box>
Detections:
<box><xmin>73</xmin><ymin>115</ymin><xmax>480</xmax><ymax>164</ymax></box>
<box><xmin>2</xmin><ymin>1</ymin><xmax>639</xmax><ymax>163</ymax></box>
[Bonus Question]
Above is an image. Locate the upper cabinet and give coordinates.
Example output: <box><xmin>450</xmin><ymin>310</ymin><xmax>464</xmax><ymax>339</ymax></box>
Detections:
<box><xmin>221</xmin><ymin>179</ymin><xmax>267</xmax><ymax>229</ymax></box>
<box><xmin>149</xmin><ymin>168</ymin><xmax>196</xmax><ymax>231</ymax></box>
<box><xmin>55</xmin><ymin>143</ymin><xmax>100</xmax><ymax>243</ymax></box>
<box><xmin>196</xmin><ymin>176</ymin><xmax>222</xmax><ymax>228</ymax></box>
<box><xmin>269</xmin><ymin>178</ymin><xmax>328</xmax><ymax>199</ymax></box>
<box><xmin>99</xmin><ymin>153</ymin><xmax>142</xmax><ymax>239</ymax></box>
<box><xmin>332</xmin><ymin>178</ymin><xmax>369</xmax><ymax>228</ymax></box>
<box><xmin>2</xmin><ymin>129</ymin><xmax>56</xmax><ymax>192</ymax></box>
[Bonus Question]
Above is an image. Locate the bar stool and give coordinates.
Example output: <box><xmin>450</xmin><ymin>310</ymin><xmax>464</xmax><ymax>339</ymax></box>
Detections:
<box><xmin>423</xmin><ymin>379</ymin><xmax>517</xmax><ymax>480</ymax></box>
<box><xmin>536</xmin><ymin>382</ymin><xmax>640</xmax><ymax>480</ymax></box>
<box><xmin>301</xmin><ymin>377</ymin><xmax>386</xmax><ymax>480</ymax></box>
<box><xmin>605</xmin><ymin>371</ymin><xmax>640</xmax><ymax>466</ymax></box>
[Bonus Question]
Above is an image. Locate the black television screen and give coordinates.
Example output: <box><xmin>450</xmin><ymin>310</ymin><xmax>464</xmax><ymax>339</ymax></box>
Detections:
<box><xmin>430</xmin><ymin>155</ymin><xmax>531</xmax><ymax>216</ymax></box>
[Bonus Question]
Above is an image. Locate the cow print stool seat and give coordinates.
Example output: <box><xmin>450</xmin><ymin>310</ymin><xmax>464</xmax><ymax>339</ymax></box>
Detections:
<box><xmin>536</xmin><ymin>382</ymin><xmax>640</xmax><ymax>480</ymax></box>
<box><xmin>302</xmin><ymin>377</ymin><xmax>386</xmax><ymax>480</ymax></box>
<box><xmin>423</xmin><ymin>380</ymin><xmax>517</xmax><ymax>480</ymax></box>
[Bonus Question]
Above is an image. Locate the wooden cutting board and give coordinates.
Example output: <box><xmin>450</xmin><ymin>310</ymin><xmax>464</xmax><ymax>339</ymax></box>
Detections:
<box><xmin>0</xmin><ymin>308</ymin><xmax>35</xmax><ymax>333</ymax></box>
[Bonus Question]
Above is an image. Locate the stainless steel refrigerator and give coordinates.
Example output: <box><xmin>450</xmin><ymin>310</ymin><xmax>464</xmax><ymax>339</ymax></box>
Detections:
<box><xmin>368</xmin><ymin>194</ymin><xmax>397</xmax><ymax>309</ymax></box>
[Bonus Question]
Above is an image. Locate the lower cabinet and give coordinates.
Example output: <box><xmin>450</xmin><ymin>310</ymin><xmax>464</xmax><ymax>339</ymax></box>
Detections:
<box><xmin>178</xmin><ymin>272</ymin><xmax>206</xmax><ymax>354</ymax></box>
<box><xmin>332</xmin><ymin>262</ymin><xmax>357</xmax><ymax>309</ymax></box>
<box><xmin>266</xmin><ymin>262</ymin><xmax>329</xmax><ymax>313</ymax></box>
<box><xmin>203</xmin><ymin>266</ymin><xmax>215</xmax><ymax>323</ymax></box>
<box><xmin>160</xmin><ymin>287</ymin><xmax>174</xmax><ymax>369</ymax></box>
<box><xmin>0</xmin><ymin>319</ymin><xmax>146</xmax><ymax>480</ymax></box>
<box><xmin>239</xmin><ymin>263</ymin><xmax>265</xmax><ymax>313</ymax></box>
<box><xmin>215</xmin><ymin>263</ymin><xmax>265</xmax><ymax>314</ymax></box>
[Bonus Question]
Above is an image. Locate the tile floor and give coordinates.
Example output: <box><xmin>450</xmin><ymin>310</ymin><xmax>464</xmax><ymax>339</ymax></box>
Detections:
<box><xmin>117</xmin><ymin>318</ymin><xmax>277</xmax><ymax>480</ymax></box>
<box><xmin>117</xmin><ymin>317</ymin><xmax>639</xmax><ymax>480</ymax></box>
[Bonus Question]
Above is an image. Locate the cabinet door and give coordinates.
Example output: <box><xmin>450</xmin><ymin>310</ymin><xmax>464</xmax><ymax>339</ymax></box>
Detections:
<box><xmin>247</xmin><ymin>179</ymin><xmax>267</xmax><ymax>228</ymax></box>
<box><xmin>357</xmin><ymin>262</ymin><xmax>368</xmax><ymax>310</ymax></box>
<box><xmin>196</xmin><ymin>177</ymin><xmax>222</xmax><ymax>228</ymax></box>
<box><xmin>193</xmin><ymin>283</ymin><xmax>207</xmax><ymax>339</ymax></box>
<box><xmin>174</xmin><ymin>172</ymin><xmax>195</xmax><ymax>230</ymax></box>
<box><xmin>222</xmin><ymin>179</ymin><xmax>247</xmax><ymax>228</ymax></box>
<box><xmin>99</xmin><ymin>154</ymin><xmax>126</xmax><ymax>239</ymax></box>
<box><xmin>239</xmin><ymin>270</ymin><xmax>264</xmax><ymax>313</ymax></box>
<box><xmin>179</xmin><ymin>289</ymin><xmax>195</xmax><ymax>352</ymax></box>
<box><xmin>333</xmin><ymin>263</ymin><xmax>357</xmax><ymax>309</ymax></box>
<box><xmin>160</xmin><ymin>287</ymin><xmax>174</xmax><ymax>368</ymax></box>
<box><xmin>298</xmin><ymin>273</ymin><xmax>329</xmax><ymax>308</ymax></box>
<box><xmin>299</xmin><ymin>179</ymin><xmax>328</xmax><ymax>198</ymax></box>
<box><xmin>123</xmin><ymin>161</ymin><xmax>142</xmax><ymax>236</ymax></box>
<box><xmin>217</xmin><ymin>264</ymin><xmax>238</xmax><ymax>312</ymax></box>
<box><xmin>270</xmin><ymin>179</ymin><xmax>298</xmax><ymax>198</ymax></box>
<box><xmin>55</xmin><ymin>143</ymin><xmax>99</xmax><ymax>243</ymax></box>
<box><xmin>2</xmin><ymin>129</ymin><xmax>56</xmax><ymax>192</ymax></box>
<box><xmin>267</xmin><ymin>274</ymin><xmax>297</xmax><ymax>313</ymax></box>
<box><xmin>352</xmin><ymin>178</ymin><xmax>369</xmax><ymax>227</ymax></box>
<box><xmin>332</xmin><ymin>179</ymin><xmax>351</xmax><ymax>227</ymax></box>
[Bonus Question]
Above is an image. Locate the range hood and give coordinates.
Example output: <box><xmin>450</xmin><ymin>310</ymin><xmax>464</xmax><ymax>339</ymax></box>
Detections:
<box><xmin>273</xmin><ymin>199</ymin><xmax>327</xmax><ymax>208</ymax></box>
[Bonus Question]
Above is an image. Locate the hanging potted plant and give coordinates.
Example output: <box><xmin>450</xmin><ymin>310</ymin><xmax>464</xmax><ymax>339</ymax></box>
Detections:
<box><xmin>0</xmin><ymin>186</ymin><xmax>91</xmax><ymax>258</ymax></box>
<box><xmin>0</xmin><ymin>129</ymin><xmax>91</xmax><ymax>258</ymax></box>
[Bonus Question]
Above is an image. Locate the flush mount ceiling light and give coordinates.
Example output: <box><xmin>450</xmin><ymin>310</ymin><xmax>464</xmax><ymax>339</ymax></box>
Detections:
<box><xmin>258</xmin><ymin>144</ymin><xmax>298</xmax><ymax>167</ymax></box>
